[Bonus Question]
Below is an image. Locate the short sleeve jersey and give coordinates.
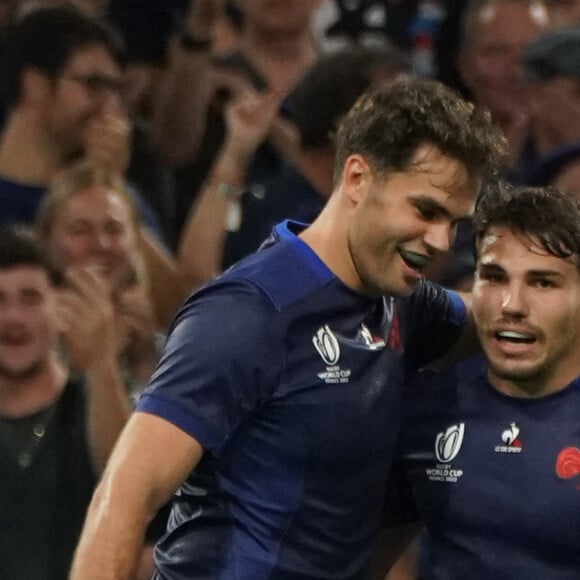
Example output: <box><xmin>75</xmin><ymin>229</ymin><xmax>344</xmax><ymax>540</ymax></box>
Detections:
<box><xmin>385</xmin><ymin>355</ymin><xmax>580</xmax><ymax>580</ymax></box>
<box><xmin>137</xmin><ymin>221</ymin><xmax>466</xmax><ymax>580</ymax></box>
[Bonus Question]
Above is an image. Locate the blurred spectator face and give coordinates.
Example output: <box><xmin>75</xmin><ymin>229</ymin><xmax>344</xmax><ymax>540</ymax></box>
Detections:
<box><xmin>0</xmin><ymin>265</ymin><xmax>58</xmax><ymax>380</ymax></box>
<box><xmin>458</xmin><ymin>1</ymin><xmax>549</xmax><ymax>122</ymax></box>
<box><xmin>550</xmin><ymin>0</ymin><xmax>580</xmax><ymax>25</ymax></box>
<box><xmin>47</xmin><ymin>184</ymin><xmax>137</xmax><ymax>292</ymax></box>
<box><xmin>241</xmin><ymin>0</ymin><xmax>321</xmax><ymax>35</ymax></box>
<box><xmin>39</xmin><ymin>43</ymin><xmax>124</xmax><ymax>157</ymax></box>
<box><xmin>527</xmin><ymin>76</ymin><xmax>580</xmax><ymax>149</ymax></box>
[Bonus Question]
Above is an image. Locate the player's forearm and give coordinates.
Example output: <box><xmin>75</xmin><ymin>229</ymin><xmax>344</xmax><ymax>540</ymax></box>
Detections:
<box><xmin>74</xmin><ymin>412</ymin><xmax>202</xmax><ymax>579</ymax></box>
<box><xmin>70</xmin><ymin>477</ymin><xmax>151</xmax><ymax>579</ymax></box>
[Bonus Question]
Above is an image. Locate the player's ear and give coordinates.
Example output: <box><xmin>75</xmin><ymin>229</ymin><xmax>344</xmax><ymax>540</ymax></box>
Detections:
<box><xmin>342</xmin><ymin>154</ymin><xmax>374</xmax><ymax>205</ymax></box>
<box><xmin>21</xmin><ymin>68</ymin><xmax>52</xmax><ymax>108</ymax></box>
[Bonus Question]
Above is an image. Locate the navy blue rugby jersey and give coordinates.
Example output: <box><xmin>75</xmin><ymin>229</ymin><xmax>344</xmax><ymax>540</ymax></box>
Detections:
<box><xmin>385</xmin><ymin>355</ymin><xmax>580</xmax><ymax>580</ymax></box>
<box><xmin>137</xmin><ymin>220</ymin><xmax>466</xmax><ymax>580</ymax></box>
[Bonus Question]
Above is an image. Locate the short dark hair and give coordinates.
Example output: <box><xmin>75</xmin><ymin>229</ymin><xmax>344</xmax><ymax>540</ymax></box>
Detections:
<box><xmin>473</xmin><ymin>184</ymin><xmax>580</xmax><ymax>265</ymax></box>
<box><xmin>333</xmin><ymin>76</ymin><xmax>506</xmax><ymax>185</ymax></box>
<box><xmin>0</xmin><ymin>6</ymin><xmax>125</xmax><ymax>110</ymax></box>
<box><xmin>286</xmin><ymin>45</ymin><xmax>410</xmax><ymax>151</ymax></box>
<box><xmin>0</xmin><ymin>224</ymin><xmax>60</xmax><ymax>284</ymax></box>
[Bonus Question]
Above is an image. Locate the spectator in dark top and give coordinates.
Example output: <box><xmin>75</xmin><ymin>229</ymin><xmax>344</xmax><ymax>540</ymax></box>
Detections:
<box><xmin>0</xmin><ymin>224</ymin><xmax>129</xmax><ymax>579</ymax></box>
<box><xmin>457</xmin><ymin>0</ymin><xmax>550</xmax><ymax>169</ymax></box>
<box><xmin>177</xmin><ymin>44</ymin><xmax>411</xmax><ymax>286</ymax></box>
<box><xmin>153</xmin><ymin>0</ymin><xmax>320</xmax><ymax>247</ymax></box>
<box><xmin>221</xmin><ymin>44</ymin><xmax>412</xmax><ymax>268</ymax></box>
<box><xmin>523</xmin><ymin>26</ymin><xmax>580</xmax><ymax>185</ymax></box>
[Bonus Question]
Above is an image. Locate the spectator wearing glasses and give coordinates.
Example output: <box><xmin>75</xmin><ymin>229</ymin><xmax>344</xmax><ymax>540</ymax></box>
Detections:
<box><xmin>0</xmin><ymin>6</ymin><xmax>188</xmax><ymax>328</ymax></box>
<box><xmin>0</xmin><ymin>6</ymin><xmax>160</xmax><ymax>231</ymax></box>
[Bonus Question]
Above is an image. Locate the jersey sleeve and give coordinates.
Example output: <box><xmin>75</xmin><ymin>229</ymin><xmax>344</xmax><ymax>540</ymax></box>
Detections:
<box><xmin>136</xmin><ymin>279</ymin><xmax>285</xmax><ymax>457</ymax></box>
<box><xmin>403</xmin><ymin>280</ymin><xmax>466</xmax><ymax>370</ymax></box>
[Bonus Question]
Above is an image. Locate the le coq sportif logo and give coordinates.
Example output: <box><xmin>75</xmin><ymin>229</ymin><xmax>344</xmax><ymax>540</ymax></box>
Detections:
<box><xmin>435</xmin><ymin>423</ymin><xmax>465</xmax><ymax>463</ymax></box>
<box><xmin>313</xmin><ymin>325</ymin><xmax>340</xmax><ymax>366</ymax></box>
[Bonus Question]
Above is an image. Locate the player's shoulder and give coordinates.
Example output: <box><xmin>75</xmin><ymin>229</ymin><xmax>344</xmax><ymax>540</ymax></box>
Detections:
<box><xmin>221</xmin><ymin>220</ymin><xmax>337</xmax><ymax>312</ymax></box>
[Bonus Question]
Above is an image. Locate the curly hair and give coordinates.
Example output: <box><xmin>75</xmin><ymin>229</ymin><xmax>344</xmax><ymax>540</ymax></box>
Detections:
<box><xmin>473</xmin><ymin>183</ymin><xmax>580</xmax><ymax>264</ymax></box>
<box><xmin>332</xmin><ymin>76</ymin><xmax>507</xmax><ymax>186</ymax></box>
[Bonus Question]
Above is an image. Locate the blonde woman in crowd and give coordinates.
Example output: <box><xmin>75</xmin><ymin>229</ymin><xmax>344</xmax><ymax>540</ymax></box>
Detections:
<box><xmin>36</xmin><ymin>160</ymin><xmax>184</xmax><ymax>394</ymax></box>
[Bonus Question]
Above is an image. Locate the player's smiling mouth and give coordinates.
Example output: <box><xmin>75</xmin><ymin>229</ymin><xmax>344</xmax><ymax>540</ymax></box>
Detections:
<box><xmin>399</xmin><ymin>248</ymin><xmax>429</xmax><ymax>272</ymax></box>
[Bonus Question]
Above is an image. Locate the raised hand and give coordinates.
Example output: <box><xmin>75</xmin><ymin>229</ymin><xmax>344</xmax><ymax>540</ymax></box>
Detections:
<box><xmin>85</xmin><ymin>100</ymin><xmax>132</xmax><ymax>175</ymax></box>
<box><xmin>57</xmin><ymin>267</ymin><xmax>119</xmax><ymax>375</ymax></box>
<box><xmin>222</xmin><ymin>88</ymin><xmax>283</xmax><ymax>170</ymax></box>
<box><xmin>118</xmin><ymin>285</ymin><xmax>158</xmax><ymax>383</ymax></box>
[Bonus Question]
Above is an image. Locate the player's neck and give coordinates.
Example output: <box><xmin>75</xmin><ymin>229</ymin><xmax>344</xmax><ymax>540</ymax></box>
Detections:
<box><xmin>300</xmin><ymin>195</ymin><xmax>367</xmax><ymax>295</ymax></box>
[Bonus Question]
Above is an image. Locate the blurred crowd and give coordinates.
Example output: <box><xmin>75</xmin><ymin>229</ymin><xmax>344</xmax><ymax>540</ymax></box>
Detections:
<box><xmin>1</xmin><ymin>1</ymin><xmax>580</xmax><ymax>579</ymax></box>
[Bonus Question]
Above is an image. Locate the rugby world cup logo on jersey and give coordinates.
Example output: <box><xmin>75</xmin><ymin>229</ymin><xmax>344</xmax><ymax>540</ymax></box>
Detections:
<box><xmin>436</xmin><ymin>423</ymin><xmax>465</xmax><ymax>463</ymax></box>
<box><xmin>313</xmin><ymin>325</ymin><xmax>340</xmax><ymax>365</ymax></box>
<box><xmin>313</xmin><ymin>325</ymin><xmax>352</xmax><ymax>384</ymax></box>
<box><xmin>426</xmin><ymin>423</ymin><xmax>465</xmax><ymax>483</ymax></box>
<box><xmin>495</xmin><ymin>422</ymin><xmax>523</xmax><ymax>454</ymax></box>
